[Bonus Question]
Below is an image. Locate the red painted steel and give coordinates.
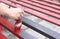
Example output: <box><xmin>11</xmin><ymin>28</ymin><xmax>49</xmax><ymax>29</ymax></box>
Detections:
<box><xmin>41</xmin><ymin>0</ymin><xmax>60</xmax><ymax>6</ymax></box>
<box><xmin>1</xmin><ymin>0</ymin><xmax>60</xmax><ymax>26</ymax></box>
<box><xmin>30</xmin><ymin>0</ymin><xmax>60</xmax><ymax>13</ymax></box>
<box><xmin>30</xmin><ymin>0</ymin><xmax>60</xmax><ymax>10</ymax></box>
<box><xmin>0</xmin><ymin>16</ymin><xmax>23</xmax><ymax>39</ymax></box>
<box><xmin>0</xmin><ymin>25</ymin><xmax>4</xmax><ymax>32</ymax></box>
<box><xmin>0</xmin><ymin>32</ymin><xmax>8</xmax><ymax>39</ymax></box>
<box><xmin>0</xmin><ymin>0</ymin><xmax>60</xmax><ymax>38</ymax></box>
<box><xmin>0</xmin><ymin>0</ymin><xmax>23</xmax><ymax>39</ymax></box>
<box><xmin>19</xmin><ymin>0</ymin><xmax>60</xmax><ymax>18</ymax></box>
<box><xmin>46</xmin><ymin>0</ymin><xmax>51</xmax><ymax>1</ymax></box>
<box><xmin>10</xmin><ymin>0</ymin><xmax>60</xmax><ymax>20</ymax></box>
<box><xmin>9</xmin><ymin>0</ymin><xmax>60</xmax><ymax>26</ymax></box>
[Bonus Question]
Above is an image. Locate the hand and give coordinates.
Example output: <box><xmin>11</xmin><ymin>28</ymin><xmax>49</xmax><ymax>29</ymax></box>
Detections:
<box><xmin>6</xmin><ymin>8</ymin><xmax>24</xmax><ymax>19</ymax></box>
